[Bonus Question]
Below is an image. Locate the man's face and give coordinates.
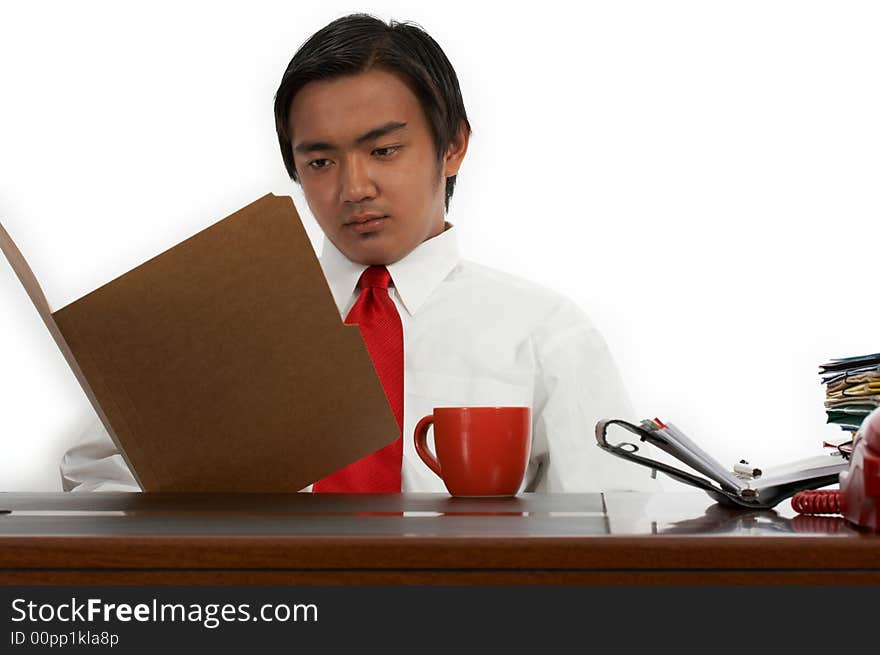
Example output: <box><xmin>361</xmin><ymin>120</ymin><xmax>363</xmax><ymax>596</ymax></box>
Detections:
<box><xmin>287</xmin><ymin>68</ymin><xmax>466</xmax><ymax>265</ymax></box>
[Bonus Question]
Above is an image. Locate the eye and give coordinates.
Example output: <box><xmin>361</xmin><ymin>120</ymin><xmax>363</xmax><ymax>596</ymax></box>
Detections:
<box><xmin>307</xmin><ymin>158</ymin><xmax>332</xmax><ymax>170</ymax></box>
<box><xmin>373</xmin><ymin>145</ymin><xmax>400</xmax><ymax>158</ymax></box>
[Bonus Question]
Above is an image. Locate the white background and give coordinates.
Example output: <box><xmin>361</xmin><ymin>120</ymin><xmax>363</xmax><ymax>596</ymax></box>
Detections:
<box><xmin>1</xmin><ymin>1</ymin><xmax>877</xmax><ymax>491</ymax></box>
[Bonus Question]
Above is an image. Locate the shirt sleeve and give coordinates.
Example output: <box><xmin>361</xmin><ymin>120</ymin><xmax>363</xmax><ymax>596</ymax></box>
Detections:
<box><xmin>59</xmin><ymin>416</ymin><xmax>315</xmax><ymax>493</ymax></box>
<box><xmin>59</xmin><ymin>417</ymin><xmax>141</xmax><ymax>492</ymax></box>
<box><xmin>528</xmin><ymin>297</ymin><xmax>661</xmax><ymax>493</ymax></box>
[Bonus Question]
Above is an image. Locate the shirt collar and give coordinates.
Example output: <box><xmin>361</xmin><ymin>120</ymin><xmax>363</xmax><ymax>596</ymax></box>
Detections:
<box><xmin>319</xmin><ymin>223</ymin><xmax>460</xmax><ymax>316</ymax></box>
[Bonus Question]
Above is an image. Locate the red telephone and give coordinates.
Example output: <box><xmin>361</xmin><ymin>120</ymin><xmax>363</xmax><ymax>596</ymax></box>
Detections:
<box><xmin>793</xmin><ymin>406</ymin><xmax>880</xmax><ymax>530</ymax></box>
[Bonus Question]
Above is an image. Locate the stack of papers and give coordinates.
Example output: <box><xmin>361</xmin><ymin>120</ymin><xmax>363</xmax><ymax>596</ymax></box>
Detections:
<box><xmin>819</xmin><ymin>353</ymin><xmax>880</xmax><ymax>432</ymax></box>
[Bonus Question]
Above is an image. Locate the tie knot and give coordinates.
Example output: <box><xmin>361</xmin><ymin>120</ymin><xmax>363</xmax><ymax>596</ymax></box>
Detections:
<box><xmin>357</xmin><ymin>265</ymin><xmax>392</xmax><ymax>290</ymax></box>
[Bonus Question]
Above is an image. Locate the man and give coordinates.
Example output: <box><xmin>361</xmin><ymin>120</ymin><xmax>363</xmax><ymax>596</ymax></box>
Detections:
<box><xmin>61</xmin><ymin>13</ymin><xmax>656</xmax><ymax>493</ymax></box>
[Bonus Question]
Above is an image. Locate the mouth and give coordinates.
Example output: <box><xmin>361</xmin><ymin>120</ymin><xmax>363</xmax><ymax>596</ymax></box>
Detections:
<box><xmin>344</xmin><ymin>215</ymin><xmax>388</xmax><ymax>234</ymax></box>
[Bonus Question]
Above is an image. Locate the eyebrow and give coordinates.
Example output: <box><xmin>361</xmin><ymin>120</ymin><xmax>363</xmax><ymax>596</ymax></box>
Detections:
<box><xmin>293</xmin><ymin>121</ymin><xmax>408</xmax><ymax>154</ymax></box>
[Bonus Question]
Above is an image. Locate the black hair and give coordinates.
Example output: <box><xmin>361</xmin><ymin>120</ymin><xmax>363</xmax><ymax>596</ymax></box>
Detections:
<box><xmin>273</xmin><ymin>13</ymin><xmax>471</xmax><ymax>212</ymax></box>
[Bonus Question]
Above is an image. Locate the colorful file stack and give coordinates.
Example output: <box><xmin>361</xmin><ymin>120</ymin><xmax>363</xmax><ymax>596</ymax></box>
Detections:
<box><xmin>819</xmin><ymin>353</ymin><xmax>880</xmax><ymax>432</ymax></box>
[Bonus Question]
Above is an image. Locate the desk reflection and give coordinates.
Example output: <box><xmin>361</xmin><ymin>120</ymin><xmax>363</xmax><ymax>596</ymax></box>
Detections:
<box><xmin>0</xmin><ymin>491</ymin><xmax>858</xmax><ymax>537</ymax></box>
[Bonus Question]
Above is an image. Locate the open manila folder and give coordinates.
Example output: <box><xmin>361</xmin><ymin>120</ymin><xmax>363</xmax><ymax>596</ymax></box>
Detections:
<box><xmin>0</xmin><ymin>193</ymin><xmax>398</xmax><ymax>491</ymax></box>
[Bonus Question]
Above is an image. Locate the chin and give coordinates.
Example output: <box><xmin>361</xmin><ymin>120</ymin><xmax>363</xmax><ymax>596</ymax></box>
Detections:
<box><xmin>340</xmin><ymin>232</ymin><xmax>412</xmax><ymax>266</ymax></box>
<box><xmin>342</xmin><ymin>241</ymin><xmax>400</xmax><ymax>266</ymax></box>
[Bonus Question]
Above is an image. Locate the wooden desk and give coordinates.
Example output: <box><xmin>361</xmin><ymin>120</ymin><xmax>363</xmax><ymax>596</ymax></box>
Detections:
<box><xmin>0</xmin><ymin>492</ymin><xmax>876</xmax><ymax>584</ymax></box>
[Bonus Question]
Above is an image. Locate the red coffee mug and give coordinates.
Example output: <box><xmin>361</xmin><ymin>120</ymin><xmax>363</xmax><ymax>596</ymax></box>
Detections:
<box><xmin>413</xmin><ymin>406</ymin><xmax>531</xmax><ymax>497</ymax></box>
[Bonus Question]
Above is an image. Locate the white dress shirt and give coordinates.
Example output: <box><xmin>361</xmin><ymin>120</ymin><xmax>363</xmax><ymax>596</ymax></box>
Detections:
<box><xmin>60</xmin><ymin>224</ymin><xmax>658</xmax><ymax>493</ymax></box>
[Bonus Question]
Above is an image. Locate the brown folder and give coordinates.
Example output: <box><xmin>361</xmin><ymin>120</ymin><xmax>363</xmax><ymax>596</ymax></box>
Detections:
<box><xmin>0</xmin><ymin>193</ymin><xmax>398</xmax><ymax>491</ymax></box>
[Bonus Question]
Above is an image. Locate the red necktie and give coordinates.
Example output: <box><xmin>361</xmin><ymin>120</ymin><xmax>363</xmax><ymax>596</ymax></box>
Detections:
<box><xmin>312</xmin><ymin>265</ymin><xmax>403</xmax><ymax>492</ymax></box>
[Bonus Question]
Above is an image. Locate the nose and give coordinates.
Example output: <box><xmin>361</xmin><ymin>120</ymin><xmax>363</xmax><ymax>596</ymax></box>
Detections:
<box><xmin>339</xmin><ymin>154</ymin><xmax>377</xmax><ymax>204</ymax></box>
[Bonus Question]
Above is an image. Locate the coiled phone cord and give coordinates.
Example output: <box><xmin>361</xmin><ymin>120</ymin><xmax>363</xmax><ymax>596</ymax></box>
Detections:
<box><xmin>791</xmin><ymin>489</ymin><xmax>842</xmax><ymax>515</ymax></box>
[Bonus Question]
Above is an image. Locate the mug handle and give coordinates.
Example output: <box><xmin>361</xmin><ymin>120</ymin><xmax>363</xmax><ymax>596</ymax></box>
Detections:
<box><xmin>414</xmin><ymin>414</ymin><xmax>442</xmax><ymax>477</ymax></box>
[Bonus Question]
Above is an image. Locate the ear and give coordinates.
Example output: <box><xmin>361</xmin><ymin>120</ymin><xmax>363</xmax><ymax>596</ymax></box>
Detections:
<box><xmin>442</xmin><ymin>120</ymin><xmax>470</xmax><ymax>178</ymax></box>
